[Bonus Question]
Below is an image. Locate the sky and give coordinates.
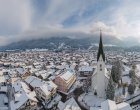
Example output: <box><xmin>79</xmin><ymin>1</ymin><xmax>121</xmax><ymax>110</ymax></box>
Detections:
<box><xmin>0</xmin><ymin>0</ymin><xmax>140</xmax><ymax>45</ymax></box>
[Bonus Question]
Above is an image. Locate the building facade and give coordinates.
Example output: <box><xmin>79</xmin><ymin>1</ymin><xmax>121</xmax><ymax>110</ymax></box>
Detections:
<box><xmin>54</xmin><ymin>70</ymin><xmax>76</xmax><ymax>93</ymax></box>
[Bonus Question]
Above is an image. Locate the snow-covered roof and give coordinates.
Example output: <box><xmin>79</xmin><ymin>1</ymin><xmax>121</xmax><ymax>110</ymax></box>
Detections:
<box><xmin>104</xmin><ymin>68</ymin><xmax>110</xmax><ymax>79</ymax></box>
<box><xmin>121</xmin><ymin>59</ymin><xmax>129</xmax><ymax>63</ymax></box>
<box><xmin>0</xmin><ymin>94</ymin><xmax>8</xmax><ymax>110</ymax></box>
<box><xmin>16</xmin><ymin>67</ymin><xmax>24</xmax><ymax>74</ymax></box>
<box><xmin>33</xmin><ymin>62</ymin><xmax>40</xmax><ymax>66</ymax></box>
<box><xmin>0</xmin><ymin>86</ymin><xmax>7</xmax><ymax>92</ymax></box>
<box><xmin>0</xmin><ymin>76</ymin><xmax>6</xmax><ymax>83</ymax></box>
<box><xmin>79</xmin><ymin>66</ymin><xmax>93</xmax><ymax>72</ymax></box>
<box><xmin>12</xmin><ymin>81</ymin><xmax>38</xmax><ymax>110</ymax></box>
<box><xmin>100</xmin><ymin>99</ymin><xmax>132</xmax><ymax>110</ymax></box>
<box><xmin>14</xmin><ymin>91</ymin><xmax>30</xmax><ymax>109</ymax></box>
<box><xmin>34</xmin><ymin>69</ymin><xmax>53</xmax><ymax>79</ymax></box>
<box><xmin>79</xmin><ymin>61</ymin><xmax>89</xmax><ymax>66</ymax></box>
<box><xmin>25</xmin><ymin>76</ymin><xmax>57</xmax><ymax>97</ymax></box>
<box><xmin>0</xmin><ymin>71</ymin><xmax>3</xmax><ymax>76</ymax></box>
<box><xmin>92</xmin><ymin>67</ymin><xmax>110</xmax><ymax>79</ymax></box>
<box><xmin>90</xmin><ymin>107</ymin><xmax>101</xmax><ymax>110</ymax></box>
<box><xmin>40</xmin><ymin>81</ymin><xmax>57</xmax><ymax>97</ymax></box>
<box><xmin>117</xmin><ymin>102</ymin><xmax>132</xmax><ymax>110</ymax></box>
<box><xmin>20</xmin><ymin>82</ymin><xmax>37</xmax><ymax>101</ymax></box>
<box><xmin>12</xmin><ymin>80</ymin><xmax>22</xmax><ymax>92</ymax></box>
<box><xmin>101</xmin><ymin>99</ymin><xmax>117</xmax><ymax>110</ymax></box>
<box><xmin>58</xmin><ymin>97</ymin><xmax>81</xmax><ymax>110</ymax></box>
<box><xmin>60</xmin><ymin>71</ymin><xmax>74</xmax><ymax>81</ymax></box>
<box><xmin>58</xmin><ymin>101</ymin><xmax>65</xmax><ymax>110</ymax></box>
<box><xmin>26</xmin><ymin>76</ymin><xmax>42</xmax><ymax>87</ymax></box>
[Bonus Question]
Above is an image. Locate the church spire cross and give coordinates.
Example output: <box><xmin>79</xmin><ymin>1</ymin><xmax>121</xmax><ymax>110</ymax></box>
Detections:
<box><xmin>97</xmin><ymin>30</ymin><xmax>105</xmax><ymax>62</ymax></box>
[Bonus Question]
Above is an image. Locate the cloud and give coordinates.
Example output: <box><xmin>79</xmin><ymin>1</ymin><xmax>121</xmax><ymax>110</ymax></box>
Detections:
<box><xmin>0</xmin><ymin>0</ymin><xmax>140</xmax><ymax>46</ymax></box>
<box><xmin>0</xmin><ymin>0</ymin><xmax>32</xmax><ymax>36</ymax></box>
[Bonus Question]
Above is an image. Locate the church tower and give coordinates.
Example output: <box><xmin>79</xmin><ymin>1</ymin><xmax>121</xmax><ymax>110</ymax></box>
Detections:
<box><xmin>92</xmin><ymin>30</ymin><xmax>109</xmax><ymax>98</ymax></box>
<box><xmin>97</xmin><ymin>30</ymin><xmax>105</xmax><ymax>62</ymax></box>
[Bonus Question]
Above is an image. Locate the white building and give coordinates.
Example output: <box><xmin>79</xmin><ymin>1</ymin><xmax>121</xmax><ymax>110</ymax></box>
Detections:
<box><xmin>92</xmin><ymin>31</ymin><xmax>110</xmax><ymax>98</ymax></box>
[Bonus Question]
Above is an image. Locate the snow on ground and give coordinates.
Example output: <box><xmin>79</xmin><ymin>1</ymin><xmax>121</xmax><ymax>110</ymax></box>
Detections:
<box><xmin>135</xmin><ymin>64</ymin><xmax>140</xmax><ymax>77</ymax></box>
<box><xmin>122</xmin><ymin>65</ymin><xmax>130</xmax><ymax>76</ymax></box>
<box><xmin>125</xmin><ymin>87</ymin><xmax>140</xmax><ymax>103</ymax></box>
<box><xmin>78</xmin><ymin>92</ymin><xmax>105</xmax><ymax>109</ymax></box>
<box><xmin>47</xmin><ymin>94</ymin><xmax>61</xmax><ymax>109</ymax></box>
<box><xmin>115</xmin><ymin>83</ymin><xmax>140</xmax><ymax>104</ymax></box>
<box><xmin>122</xmin><ymin>76</ymin><xmax>131</xmax><ymax>85</ymax></box>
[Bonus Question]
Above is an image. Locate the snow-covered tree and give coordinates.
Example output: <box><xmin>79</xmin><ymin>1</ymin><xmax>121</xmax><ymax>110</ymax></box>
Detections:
<box><xmin>131</xmin><ymin>76</ymin><xmax>137</xmax><ymax>85</ymax></box>
<box><xmin>111</xmin><ymin>60</ymin><xmax>122</xmax><ymax>83</ymax></box>
<box><xmin>106</xmin><ymin>76</ymin><xmax>115</xmax><ymax>100</ymax></box>
<box><xmin>116</xmin><ymin>60</ymin><xmax>122</xmax><ymax>80</ymax></box>
<box><xmin>111</xmin><ymin>65</ymin><xmax>117</xmax><ymax>83</ymax></box>
<box><xmin>129</xmin><ymin>70</ymin><xmax>135</xmax><ymax>78</ymax></box>
<box><xmin>132</xmin><ymin>64</ymin><xmax>137</xmax><ymax>70</ymax></box>
<box><xmin>129</xmin><ymin>69</ymin><xmax>137</xmax><ymax>86</ymax></box>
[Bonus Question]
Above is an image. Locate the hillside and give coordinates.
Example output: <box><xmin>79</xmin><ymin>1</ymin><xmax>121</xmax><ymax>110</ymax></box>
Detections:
<box><xmin>0</xmin><ymin>35</ymin><xmax>123</xmax><ymax>51</ymax></box>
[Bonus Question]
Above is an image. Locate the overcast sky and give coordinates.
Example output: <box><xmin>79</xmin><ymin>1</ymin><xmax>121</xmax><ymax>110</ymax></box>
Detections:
<box><xmin>0</xmin><ymin>0</ymin><xmax>140</xmax><ymax>45</ymax></box>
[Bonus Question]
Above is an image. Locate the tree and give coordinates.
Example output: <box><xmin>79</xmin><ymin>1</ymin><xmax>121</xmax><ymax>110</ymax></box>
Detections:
<box><xmin>128</xmin><ymin>84</ymin><xmax>136</xmax><ymax>95</ymax></box>
<box><xmin>131</xmin><ymin>75</ymin><xmax>137</xmax><ymax>85</ymax></box>
<box><xmin>111</xmin><ymin>65</ymin><xmax>116</xmax><ymax>82</ymax></box>
<box><xmin>115</xmin><ymin>60</ymin><xmax>122</xmax><ymax>80</ymax></box>
<box><xmin>111</xmin><ymin>60</ymin><xmax>122</xmax><ymax>83</ymax></box>
<box><xmin>139</xmin><ymin>84</ymin><xmax>140</xmax><ymax>89</ymax></box>
<box><xmin>42</xmin><ymin>64</ymin><xmax>46</xmax><ymax>70</ymax></box>
<box><xmin>132</xmin><ymin>64</ymin><xmax>137</xmax><ymax>70</ymax></box>
<box><xmin>3</xmin><ymin>53</ymin><xmax>7</xmax><ymax>58</ymax></box>
<box><xmin>129</xmin><ymin>69</ymin><xmax>137</xmax><ymax>86</ymax></box>
<box><xmin>129</xmin><ymin>70</ymin><xmax>135</xmax><ymax>78</ymax></box>
<box><xmin>106</xmin><ymin>76</ymin><xmax>115</xmax><ymax>100</ymax></box>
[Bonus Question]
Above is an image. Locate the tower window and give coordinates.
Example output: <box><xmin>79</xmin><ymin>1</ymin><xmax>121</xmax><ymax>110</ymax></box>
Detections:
<box><xmin>100</xmin><ymin>64</ymin><xmax>102</xmax><ymax>71</ymax></box>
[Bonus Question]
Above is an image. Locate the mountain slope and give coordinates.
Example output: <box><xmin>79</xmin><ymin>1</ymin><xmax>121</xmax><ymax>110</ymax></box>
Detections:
<box><xmin>0</xmin><ymin>36</ymin><xmax>123</xmax><ymax>50</ymax></box>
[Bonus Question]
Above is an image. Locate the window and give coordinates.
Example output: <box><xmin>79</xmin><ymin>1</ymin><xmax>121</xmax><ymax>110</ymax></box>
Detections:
<box><xmin>94</xmin><ymin>90</ymin><xmax>97</xmax><ymax>95</ymax></box>
<box><xmin>100</xmin><ymin>64</ymin><xmax>102</xmax><ymax>71</ymax></box>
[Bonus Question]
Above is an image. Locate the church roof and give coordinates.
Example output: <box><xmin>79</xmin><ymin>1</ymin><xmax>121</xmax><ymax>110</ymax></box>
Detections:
<box><xmin>92</xmin><ymin>67</ymin><xmax>110</xmax><ymax>79</ymax></box>
<box><xmin>97</xmin><ymin>30</ymin><xmax>105</xmax><ymax>62</ymax></box>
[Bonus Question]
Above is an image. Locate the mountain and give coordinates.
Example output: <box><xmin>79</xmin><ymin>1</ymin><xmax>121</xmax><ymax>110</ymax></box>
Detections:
<box><xmin>124</xmin><ymin>46</ymin><xmax>140</xmax><ymax>52</ymax></box>
<box><xmin>0</xmin><ymin>35</ymin><xmax>140</xmax><ymax>51</ymax></box>
<box><xmin>0</xmin><ymin>35</ymin><xmax>124</xmax><ymax>51</ymax></box>
<box><xmin>121</xmin><ymin>37</ymin><xmax>140</xmax><ymax>47</ymax></box>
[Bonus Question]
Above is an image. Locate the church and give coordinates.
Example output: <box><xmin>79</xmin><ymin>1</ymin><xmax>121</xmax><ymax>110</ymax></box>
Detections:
<box><xmin>91</xmin><ymin>31</ymin><xmax>110</xmax><ymax>99</ymax></box>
